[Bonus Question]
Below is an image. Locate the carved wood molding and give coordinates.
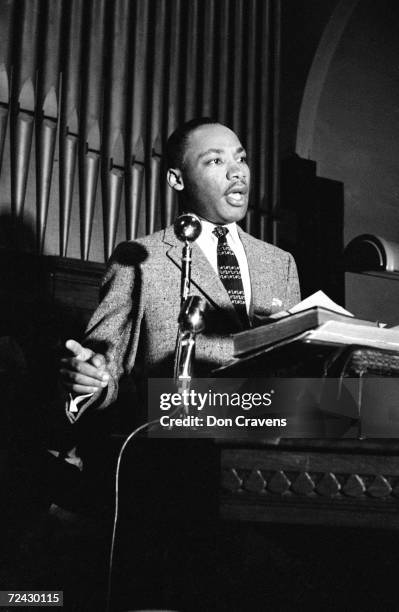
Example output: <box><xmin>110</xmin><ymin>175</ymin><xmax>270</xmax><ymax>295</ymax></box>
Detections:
<box><xmin>220</xmin><ymin>447</ymin><xmax>399</xmax><ymax>527</ymax></box>
<box><xmin>221</xmin><ymin>467</ymin><xmax>398</xmax><ymax>501</ymax></box>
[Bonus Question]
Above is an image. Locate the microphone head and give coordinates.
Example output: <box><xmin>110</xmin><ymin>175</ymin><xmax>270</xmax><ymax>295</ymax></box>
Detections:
<box><xmin>179</xmin><ymin>295</ymin><xmax>207</xmax><ymax>334</ymax></box>
<box><xmin>174</xmin><ymin>213</ymin><xmax>202</xmax><ymax>243</ymax></box>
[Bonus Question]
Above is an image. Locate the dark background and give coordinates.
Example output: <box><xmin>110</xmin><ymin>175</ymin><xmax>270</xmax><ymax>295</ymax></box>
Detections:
<box><xmin>2</xmin><ymin>1</ymin><xmax>399</xmax><ymax>610</ymax></box>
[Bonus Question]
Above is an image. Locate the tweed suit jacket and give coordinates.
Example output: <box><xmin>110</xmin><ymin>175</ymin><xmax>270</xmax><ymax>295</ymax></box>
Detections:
<box><xmin>76</xmin><ymin>223</ymin><xmax>300</xmax><ymax>418</ymax></box>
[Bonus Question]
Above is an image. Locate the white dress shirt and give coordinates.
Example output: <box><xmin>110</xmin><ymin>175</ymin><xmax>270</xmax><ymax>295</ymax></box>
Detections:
<box><xmin>196</xmin><ymin>219</ymin><xmax>252</xmax><ymax>313</ymax></box>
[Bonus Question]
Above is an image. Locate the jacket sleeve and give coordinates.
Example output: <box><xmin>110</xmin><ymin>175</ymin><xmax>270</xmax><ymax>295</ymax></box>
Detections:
<box><xmin>69</xmin><ymin>253</ymin><xmax>145</xmax><ymax>421</ymax></box>
<box><xmin>285</xmin><ymin>252</ymin><xmax>301</xmax><ymax>309</ymax></box>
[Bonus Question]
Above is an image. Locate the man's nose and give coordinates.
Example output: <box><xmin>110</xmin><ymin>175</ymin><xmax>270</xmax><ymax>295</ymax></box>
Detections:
<box><xmin>226</xmin><ymin>162</ymin><xmax>245</xmax><ymax>181</ymax></box>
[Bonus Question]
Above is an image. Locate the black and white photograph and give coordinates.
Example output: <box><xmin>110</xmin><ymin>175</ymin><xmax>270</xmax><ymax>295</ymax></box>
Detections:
<box><xmin>1</xmin><ymin>0</ymin><xmax>399</xmax><ymax>610</ymax></box>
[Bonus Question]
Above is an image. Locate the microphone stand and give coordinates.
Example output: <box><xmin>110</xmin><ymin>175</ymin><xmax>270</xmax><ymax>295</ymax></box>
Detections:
<box><xmin>180</xmin><ymin>239</ymin><xmax>192</xmax><ymax>305</ymax></box>
<box><xmin>173</xmin><ymin>213</ymin><xmax>205</xmax><ymax>415</ymax></box>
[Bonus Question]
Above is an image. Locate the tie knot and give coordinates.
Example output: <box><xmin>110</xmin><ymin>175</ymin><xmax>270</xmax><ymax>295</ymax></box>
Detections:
<box><xmin>213</xmin><ymin>225</ymin><xmax>229</xmax><ymax>239</ymax></box>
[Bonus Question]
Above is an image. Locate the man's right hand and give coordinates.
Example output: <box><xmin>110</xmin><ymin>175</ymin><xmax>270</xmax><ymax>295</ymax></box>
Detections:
<box><xmin>60</xmin><ymin>339</ymin><xmax>110</xmax><ymax>396</ymax></box>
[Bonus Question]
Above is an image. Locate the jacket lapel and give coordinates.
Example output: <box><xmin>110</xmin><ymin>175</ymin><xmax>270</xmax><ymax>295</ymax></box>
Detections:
<box><xmin>237</xmin><ymin>226</ymin><xmax>272</xmax><ymax>318</ymax></box>
<box><xmin>163</xmin><ymin>225</ymin><xmax>241</xmax><ymax>326</ymax></box>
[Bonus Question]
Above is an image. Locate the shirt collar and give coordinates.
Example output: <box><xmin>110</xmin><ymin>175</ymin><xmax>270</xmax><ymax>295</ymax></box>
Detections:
<box><xmin>198</xmin><ymin>217</ymin><xmax>240</xmax><ymax>243</ymax></box>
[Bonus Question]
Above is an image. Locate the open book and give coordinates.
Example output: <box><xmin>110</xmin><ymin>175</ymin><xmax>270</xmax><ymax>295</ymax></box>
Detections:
<box><xmin>307</xmin><ymin>321</ymin><xmax>399</xmax><ymax>350</ymax></box>
<box><xmin>233</xmin><ymin>291</ymin><xmax>376</xmax><ymax>357</ymax></box>
<box><xmin>287</xmin><ymin>290</ymin><xmax>353</xmax><ymax>317</ymax></box>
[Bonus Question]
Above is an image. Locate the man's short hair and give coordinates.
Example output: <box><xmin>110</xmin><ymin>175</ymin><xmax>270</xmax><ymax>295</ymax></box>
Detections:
<box><xmin>165</xmin><ymin>117</ymin><xmax>220</xmax><ymax>169</ymax></box>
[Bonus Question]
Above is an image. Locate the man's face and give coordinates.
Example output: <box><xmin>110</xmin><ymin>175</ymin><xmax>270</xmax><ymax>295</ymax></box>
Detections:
<box><xmin>177</xmin><ymin>123</ymin><xmax>250</xmax><ymax>225</ymax></box>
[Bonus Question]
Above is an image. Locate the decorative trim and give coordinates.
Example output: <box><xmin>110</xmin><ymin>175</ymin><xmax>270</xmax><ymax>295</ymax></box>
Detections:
<box><xmin>222</xmin><ymin>467</ymin><xmax>398</xmax><ymax>502</ymax></box>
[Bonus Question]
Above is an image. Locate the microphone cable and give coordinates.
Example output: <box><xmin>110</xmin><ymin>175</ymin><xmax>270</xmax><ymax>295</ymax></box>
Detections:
<box><xmin>105</xmin><ymin>407</ymin><xmax>182</xmax><ymax>612</ymax></box>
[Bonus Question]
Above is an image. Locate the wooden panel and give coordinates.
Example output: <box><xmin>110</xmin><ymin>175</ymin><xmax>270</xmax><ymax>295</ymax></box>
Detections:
<box><xmin>0</xmin><ymin>248</ymin><xmax>104</xmax><ymax>350</ymax></box>
<box><xmin>220</xmin><ymin>445</ymin><xmax>399</xmax><ymax>529</ymax></box>
<box><xmin>51</xmin><ymin>257</ymin><xmax>104</xmax><ymax>316</ymax></box>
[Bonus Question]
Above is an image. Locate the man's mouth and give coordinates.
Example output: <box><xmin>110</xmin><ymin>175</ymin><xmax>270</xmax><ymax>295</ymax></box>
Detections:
<box><xmin>225</xmin><ymin>183</ymin><xmax>248</xmax><ymax>205</ymax></box>
<box><xmin>226</xmin><ymin>192</ymin><xmax>245</xmax><ymax>204</ymax></box>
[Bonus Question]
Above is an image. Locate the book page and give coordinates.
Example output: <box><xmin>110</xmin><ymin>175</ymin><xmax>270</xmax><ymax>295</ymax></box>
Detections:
<box><xmin>307</xmin><ymin>321</ymin><xmax>399</xmax><ymax>349</ymax></box>
<box><xmin>288</xmin><ymin>290</ymin><xmax>353</xmax><ymax>317</ymax></box>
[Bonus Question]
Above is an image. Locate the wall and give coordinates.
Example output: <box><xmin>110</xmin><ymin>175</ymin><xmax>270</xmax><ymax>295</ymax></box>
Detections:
<box><xmin>296</xmin><ymin>0</ymin><xmax>399</xmax><ymax>323</ymax></box>
<box><xmin>280</xmin><ymin>0</ymin><xmax>340</xmax><ymax>159</ymax></box>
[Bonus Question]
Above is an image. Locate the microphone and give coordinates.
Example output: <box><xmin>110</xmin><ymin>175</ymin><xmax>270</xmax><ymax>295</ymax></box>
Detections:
<box><xmin>173</xmin><ymin>212</ymin><xmax>202</xmax><ymax>243</ymax></box>
<box><xmin>173</xmin><ymin>213</ymin><xmax>202</xmax><ymax>305</ymax></box>
<box><xmin>173</xmin><ymin>214</ymin><xmax>205</xmax><ymax>398</ymax></box>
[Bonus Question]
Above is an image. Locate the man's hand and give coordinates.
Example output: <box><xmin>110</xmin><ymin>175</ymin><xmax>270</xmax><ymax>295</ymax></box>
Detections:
<box><xmin>60</xmin><ymin>339</ymin><xmax>110</xmax><ymax>396</ymax></box>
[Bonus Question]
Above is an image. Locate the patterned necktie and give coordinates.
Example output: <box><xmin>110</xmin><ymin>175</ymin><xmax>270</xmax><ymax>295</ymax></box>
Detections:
<box><xmin>212</xmin><ymin>225</ymin><xmax>249</xmax><ymax>328</ymax></box>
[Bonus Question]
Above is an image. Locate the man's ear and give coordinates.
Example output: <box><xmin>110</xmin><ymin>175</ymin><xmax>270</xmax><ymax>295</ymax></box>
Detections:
<box><xmin>167</xmin><ymin>168</ymin><xmax>184</xmax><ymax>192</ymax></box>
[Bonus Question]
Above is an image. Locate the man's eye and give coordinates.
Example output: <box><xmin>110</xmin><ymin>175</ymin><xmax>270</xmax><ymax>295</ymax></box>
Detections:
<box><xmin>238</xmin><ymin>156</ymin><xmax>247</xmax><ymax>163</ymax></box>
<box><xmin>208</xmin><ymin>158</ymin><xmax>222</xmax><ymax>165</ymax></box>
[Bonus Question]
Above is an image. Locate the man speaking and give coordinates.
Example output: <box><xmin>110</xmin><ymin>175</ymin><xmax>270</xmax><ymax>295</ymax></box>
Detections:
<box><xmin>60</xmin><ymin>118</ymin><xmax>300</xmax><ymax>419</ymax></box>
